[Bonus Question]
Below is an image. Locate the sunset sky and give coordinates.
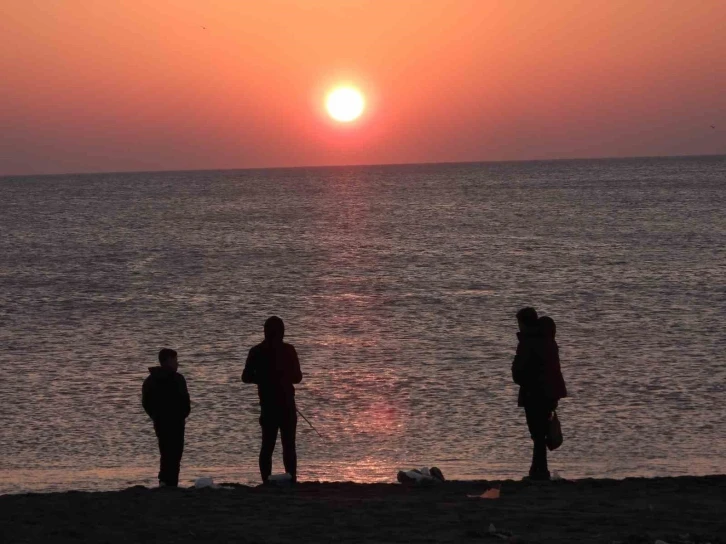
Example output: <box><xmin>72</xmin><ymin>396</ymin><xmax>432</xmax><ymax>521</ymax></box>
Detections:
<box><xmin>1</xmin><ymin>0</ymin><xmax>724</xmax><ymax>176</ymax></box>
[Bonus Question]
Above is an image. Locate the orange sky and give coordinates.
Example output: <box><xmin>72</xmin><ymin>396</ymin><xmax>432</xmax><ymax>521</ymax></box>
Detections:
<box><xmin>1</xmin><ymin>0</ymin><xmax>724</xmax><ymax>175</ymax></box>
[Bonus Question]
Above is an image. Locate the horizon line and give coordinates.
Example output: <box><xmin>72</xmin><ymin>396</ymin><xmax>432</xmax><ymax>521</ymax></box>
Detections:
<box><xmin>1</xmin><ymin>152</ymin><xmax>724</xmax><ymax>179</ymax></box>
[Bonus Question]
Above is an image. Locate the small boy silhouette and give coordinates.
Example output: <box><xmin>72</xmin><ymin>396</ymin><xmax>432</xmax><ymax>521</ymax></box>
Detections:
<box><xmin>142</xmin><ymin>348</ymin><xmax>191</xmax><ymax>487</ymax></box>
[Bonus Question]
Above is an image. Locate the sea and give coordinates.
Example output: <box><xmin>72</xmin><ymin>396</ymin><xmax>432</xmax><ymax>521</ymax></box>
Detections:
<box><xmin>1</xmin><ymin>156</ymin><xmax>724</xmax><ymax>494</ymax></box>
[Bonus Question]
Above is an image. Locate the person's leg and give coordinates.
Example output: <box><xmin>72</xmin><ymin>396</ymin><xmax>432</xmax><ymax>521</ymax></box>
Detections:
<box><xmin>154</xmin><ymin>422</ymin><xmax>165</xmax><ymax>485</ymax></box>
<box><xmin>155</xmin><ymin>422</ymin><xmax>173</xmax><ymax>486</ymax></box>
<box><xmin>259</xmin><ymin>415</ymin><xmax>279</xmax><ymax>482</ymax></box>
<box><xmin>524</xmin><ymin>403</ymin><xmax>550</xmax><ymax>479</ymax></box>
<box><xmin>167</xmin><ymin>423</ymin><xmax>185</xmax><ymax>487</ymax></box>
<box><xmin>279</xmin><ymin>411</ymin><xmax>298</xmax><ymax>480</ymax></box>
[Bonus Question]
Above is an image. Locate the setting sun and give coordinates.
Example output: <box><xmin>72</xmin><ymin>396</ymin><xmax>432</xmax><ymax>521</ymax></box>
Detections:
<box><xmin>326</xmin><ymin>87</ymin><xmax>365</xmax><ymax>122</ymax></box>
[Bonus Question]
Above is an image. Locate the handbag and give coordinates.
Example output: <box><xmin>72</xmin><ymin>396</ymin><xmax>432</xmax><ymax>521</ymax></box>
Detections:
<box><xmin>546</xmin><ymin>410</ymin><xmax>563</xmax><ymax>451</ymax></box>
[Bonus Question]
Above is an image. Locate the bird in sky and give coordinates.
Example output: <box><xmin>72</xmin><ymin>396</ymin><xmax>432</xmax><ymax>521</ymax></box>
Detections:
<box><xmin>710</xmin><ymin>125</ymin><xmax>716</xmax><ymax>129</ymax></box>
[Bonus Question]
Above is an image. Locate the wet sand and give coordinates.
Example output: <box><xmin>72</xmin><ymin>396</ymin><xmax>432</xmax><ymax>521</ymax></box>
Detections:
<box><xmin>1</xmin><ymin>476</ymin><xmax>724</xmax><ymax>543</ymax></box>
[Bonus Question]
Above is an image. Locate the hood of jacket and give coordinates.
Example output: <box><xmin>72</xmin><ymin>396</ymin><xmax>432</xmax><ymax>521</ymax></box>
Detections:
<box><xmin>148</xmin><ymin>366</ymin><xmax>177</xmax><ymax>380</ymax></box>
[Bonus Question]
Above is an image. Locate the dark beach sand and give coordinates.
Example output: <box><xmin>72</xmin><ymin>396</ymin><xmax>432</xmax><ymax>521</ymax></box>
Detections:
<box><xmin>2</xmin><ymin>476</ymin><xmax>724</xmax><ymax>543</ymax></box>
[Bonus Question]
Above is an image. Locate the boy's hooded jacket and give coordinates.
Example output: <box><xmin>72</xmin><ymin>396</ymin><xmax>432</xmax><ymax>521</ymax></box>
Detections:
<box><xmin>142</xmin><ymin>367</ymin><xmax>191</xmax><ymax>422</ymax></box>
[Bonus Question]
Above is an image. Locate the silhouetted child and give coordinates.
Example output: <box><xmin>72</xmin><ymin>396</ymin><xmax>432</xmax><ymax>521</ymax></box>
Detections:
<box><xmin>511</xmin><ymin>309</ymin><xmax>567</xmax><ymax>480</ymax></box>
<box><xmin>142</xmin><ymin>348</ymin><xmax>191</xmax><ymax>487</ymax></box>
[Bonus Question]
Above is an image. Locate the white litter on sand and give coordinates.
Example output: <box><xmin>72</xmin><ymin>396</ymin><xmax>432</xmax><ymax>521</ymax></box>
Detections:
<box><xmin>194</xmin><ymin>477</ymin><xmax>220</xmax><ymax>489</ymax></box>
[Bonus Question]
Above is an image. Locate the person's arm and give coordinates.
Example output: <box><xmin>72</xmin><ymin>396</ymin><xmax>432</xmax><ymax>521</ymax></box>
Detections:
<box><xmin>289</xmin><ymin>346</ymin><xmax>302</xmax><ymax>384</ymax></box>
<box><xmin>511</xmin><ymin>341</ymin><xmax>528</xmax><ymax>385</ymax></box>
<box><xmin>142</xmin><ymin>377</ymin><xmax>156</xmax><ymax>420</ymax></box>
<box><xmin>180</xmin><ymin>375</ymin><xmax>191</xmax><ymax>419</ymax></box>
<box><xmin>242</xmin><ymin>348</ymin><xmax>259</xmax><ymax>384</ymax></box>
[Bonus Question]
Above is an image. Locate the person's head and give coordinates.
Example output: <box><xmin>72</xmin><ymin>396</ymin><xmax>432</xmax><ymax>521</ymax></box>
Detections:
<box><xmin>264</xmin><ymin>316</ymin><xmax>285</xmax><ymax>344</ymax></box>
<box><xmin>158</xmin><ymin>348</ymin><xmax>178</xmax><ymax>372</ymax></box>
<box><xmin>516</xmin><ymin>307</ymin><xmax>538</xmax><ymax>332</ymax></box>
<box><xmin>539</xmin><ymin>316</ymin><xmax>556</xmax><ymax>339</ymax></box>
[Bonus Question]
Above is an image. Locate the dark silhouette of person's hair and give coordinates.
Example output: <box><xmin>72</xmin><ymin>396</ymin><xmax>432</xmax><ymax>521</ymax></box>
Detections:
<box><xmin>264</xmin><ymin>316</ymin><xmax>285</xmax><ymax>343</ymax></box>
<box><xmin>158</xmin><ymin>348</ymin><xmax>178</xmax><ymax>364</ymax></box>
<box><xmin>539</xmin><ymin>316</ymin><xmax>556</xmax><ymax>339</ymax></box>
<box><xmin>516</xmin><ymin>307</ymin><xmax>538</xmax><ymax>327</ymax></box>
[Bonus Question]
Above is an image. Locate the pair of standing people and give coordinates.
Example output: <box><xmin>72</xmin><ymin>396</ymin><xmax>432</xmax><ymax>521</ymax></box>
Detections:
<box><xmin>141</xmin><ymin>316</ymin><xmax>302</xmax><ymax>487</ymax></box>
<box><xmin>512</xmin><ymin>307</ymin><xmax>568</xmax><ymax>480</ymax></box>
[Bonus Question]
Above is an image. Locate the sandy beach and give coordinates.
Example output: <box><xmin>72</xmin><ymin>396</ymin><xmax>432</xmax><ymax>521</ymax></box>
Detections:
<box><xmin>2</xmin><ymin>476</ymin><xmax>724</xmax><ymax>543</ymax></box>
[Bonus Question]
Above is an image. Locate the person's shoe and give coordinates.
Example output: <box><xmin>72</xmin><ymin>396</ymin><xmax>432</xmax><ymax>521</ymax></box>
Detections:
<box><xmin>525</xmin><ymin>471</ymin><xmax>551</xmax><ymax>481</ymax></box>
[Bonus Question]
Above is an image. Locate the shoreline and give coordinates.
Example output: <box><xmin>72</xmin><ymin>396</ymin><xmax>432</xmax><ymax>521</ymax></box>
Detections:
<box><xmin>2</xmin><ymin>475</ymin><xmax>724</xmax><ymax>543</ymax></box>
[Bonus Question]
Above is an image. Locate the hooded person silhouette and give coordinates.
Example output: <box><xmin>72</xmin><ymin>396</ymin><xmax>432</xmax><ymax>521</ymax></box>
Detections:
<box><xmin>142</xmin><ymin>348</ymin><xmax>191</xmax><ymax>487</ymax></box>
<box><xmin>242</xmin><ymin>317</ymin><xmax>303</xmax><ymax>483</ymax></box>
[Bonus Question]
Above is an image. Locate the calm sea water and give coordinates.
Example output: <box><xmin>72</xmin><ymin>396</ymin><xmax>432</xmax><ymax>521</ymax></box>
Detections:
<box><xmin>1</xmin><ymin>157</ymin><xmax>724</xmax><ymax>494</ymax></box>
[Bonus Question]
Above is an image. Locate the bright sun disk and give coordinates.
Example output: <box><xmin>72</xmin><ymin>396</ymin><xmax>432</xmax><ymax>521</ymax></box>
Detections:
<box><xmin>326</xmin><ymin>87</ymin><xmax>365</xmax><ymax>122</ymax></box>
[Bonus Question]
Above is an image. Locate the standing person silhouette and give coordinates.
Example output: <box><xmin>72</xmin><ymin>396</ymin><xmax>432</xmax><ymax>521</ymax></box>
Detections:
<box><xmin>242</xmin><ymin>316</ymin><xmax>303</xmax><ymax>483</ymax></box>
<box><xmin>142</xmin><ymin>348</ymin><xmax>191</xmax><ymax>487</ymax></box>
<box><xmin>511</xmin><ymin>308</ymin><xmax>567</xmax><ymax>480</ymax></box>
